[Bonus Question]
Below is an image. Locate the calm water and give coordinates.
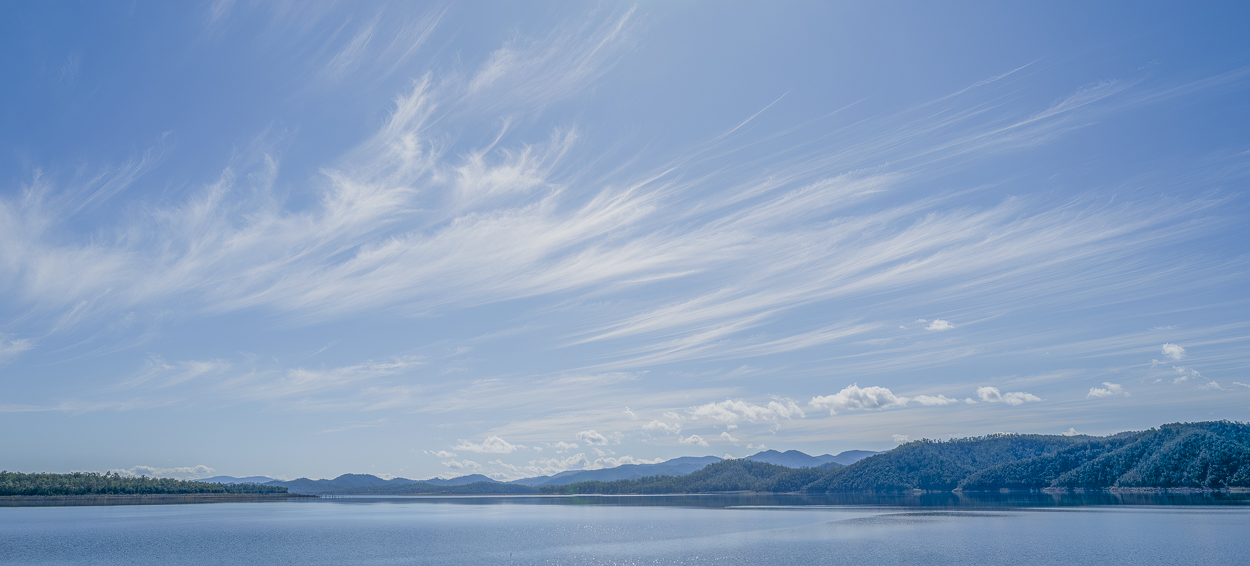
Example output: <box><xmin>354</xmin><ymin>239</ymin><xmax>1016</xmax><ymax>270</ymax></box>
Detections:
<box><xmin>2</xmin><ymin>494</ymin><xmax>1248</xmax><ymax>565</ymax></box>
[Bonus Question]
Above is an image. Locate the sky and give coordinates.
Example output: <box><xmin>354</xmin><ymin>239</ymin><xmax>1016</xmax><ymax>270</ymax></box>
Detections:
<box><xmin>2</xmin><ymin>1</ymin><xmax>1249</xmax><ymax>482</ymax></box>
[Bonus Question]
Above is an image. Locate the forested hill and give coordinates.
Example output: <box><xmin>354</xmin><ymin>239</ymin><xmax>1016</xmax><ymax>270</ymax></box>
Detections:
<box><xmin>0</xmin><ymin>471</ymin><xmax>289</xmax><ymax>496</ymax></box>
<box><xmin>543</xmin><ymin>421</ymin><xmax>1250</xmax><ymax>494</ymax></box>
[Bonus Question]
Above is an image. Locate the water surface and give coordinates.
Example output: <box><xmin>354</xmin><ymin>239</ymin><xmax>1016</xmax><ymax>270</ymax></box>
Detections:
<box><xmin>3</xmin><ymin>495</ymin><xmax>1246</xmax><ymax>565</ymax></box>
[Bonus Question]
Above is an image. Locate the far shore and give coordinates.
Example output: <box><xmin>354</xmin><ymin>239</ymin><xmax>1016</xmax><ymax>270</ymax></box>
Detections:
<box><xmin>0</xmin><ymin>493</ymin><xmax>316</xmax><ymax>507</ymax></box>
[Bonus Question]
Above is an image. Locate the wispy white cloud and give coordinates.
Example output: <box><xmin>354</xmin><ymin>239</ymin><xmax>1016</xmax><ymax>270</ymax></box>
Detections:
<box><xmin>892</xmin><ymin>434</ymin><xmax>909</xmax><ymax>443</ymax></box>
<box><xmin>1172</xmin><ymin>366</ymin><xmax>1202</xmax><ymax>384</ymax></box>
<box><xmin>925</xmin><ymin>319</ymin><xmax>955</xmax><ymax>331</ymax></box>
<box><xmin>466</xmin><ymin>7</ymin><xmax>637</xmax><ymax>111</ymax></box>
<box><xmin>320</xmin><ymin>419</ymin><xmax>386</xmax><ymax>434</ymax></box>
<box><xmin>719</xmin><ymin>431</ymin><xmax>740</xmax><ymax>445</ymax></box>
<box><xmin>0</xmin><ymin>335</ymin><xmax>33</xmax><ymax>363</ymax></box>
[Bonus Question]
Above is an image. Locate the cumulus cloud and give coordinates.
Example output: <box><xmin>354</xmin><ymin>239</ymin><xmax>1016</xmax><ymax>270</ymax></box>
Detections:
<box><xmin>720</xmin><ymin>431</ymin><xmax>740</xmax><ymax>445</ymax></box>
<box><xmin>810</xmin><ymin>384</ymin><xmax>907</xmax><ymax>415</ymax></box>
<box><xmin>576</xmin><ymin>430</ymin><xmax>609</xmax><ymax>445</ymax></box>
<box><xmin>688</xmin><ymin>398</ymin><xmax>805</xmax><ymax>423</ymax></box>
<box><xmin>1197</xmin><ymin>381</ymin><xmax>1224</xmax><ymax>391</ymax></box>
<box><xmin>679</xmin><ymin>434</ymin><xmax>709</xmax><ymax>447</ymax></box>
<box><xmin>976</xmin><ymin>386</ymin><xmax>1041</xmax><ymax>406</ymax></box>
<box><xmin>110</xmin><ymin>465</ymin><xmax>214</xmax><ymax>480</ymax></box>
<box><xmin>747</xmin><ymin>443</ymin><xmax>767</xmax><ymax>451</ymax></box>
<box><xmin>454</xmin><ymin>436</ymin><xmax>522</xmax><ymax>453</ymax></box>
<box><xmin>551</xmin><ymin>441</ymin><xmax>578</xmax><ymax>453</ymax></box>
<box><xmin>1061</xmin><ymin>427</ymin><xmax>1081</xmax><ymax>436</ymax></box>
<box><xmin>892</xmin><ymin>434</ymin><xmax>909</xmax><ymax>443</ymax></box>
<box><xmin>425</xmin><ymin>450</ymin><xmax>457</xmax><ymax>458</ymax></box>
<box><xmin>1087</xmin><ymin>382</ymin><xmax>1129</xmax><ymax>398</ymax></box>
<box><xmin>1161</xmin><ymin>343</ymin><xmax>1186</xmax><ymax>361</ymax></box>
<box><xmin>912</xmin><ymin>394</ymin><xmax>960</xmax><ymax>406</ymax></box>
<box><xmin>576</xmin><ymin>430</ymin><xmax>621</xmax><ymax>445</ymax></box>
<box><xmin>642</xmin><ymin>420</ymin><xmax>681</xmax><ymax>435</ymax></box>
<box><xmin>925</xmin><ymin>319</ymin><xmax>955</xmax><ymax>331</ymax></box>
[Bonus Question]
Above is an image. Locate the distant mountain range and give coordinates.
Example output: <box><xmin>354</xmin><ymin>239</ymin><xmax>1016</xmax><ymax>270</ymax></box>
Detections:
<box><xmin>545</xmin><ymin>421</ymin><xmax>1250</xmax><ymax>494</ymax></box>
<box><xmin>510</xmin><ymin>456</ymin><xmax>725</xmax><ymax>487</ymax></box>
<box><xmin>236</xmin><ymin>449</ymin><xmax>880</xmax><ymax>495</ymax></box>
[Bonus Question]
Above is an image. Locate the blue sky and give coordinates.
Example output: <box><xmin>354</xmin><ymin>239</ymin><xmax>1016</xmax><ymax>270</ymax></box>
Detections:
<box><xmin>2</xmin><ymin>1</ymin><xmax>1248</xmax><ymax>481</ymax></box>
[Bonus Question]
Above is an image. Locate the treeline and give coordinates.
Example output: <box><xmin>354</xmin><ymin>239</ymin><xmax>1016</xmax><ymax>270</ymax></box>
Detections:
<box><xmin>543</xmin><ymin>421</ymin><xmax>1250</xmax><ymax>494</ymax></box>
<box><xmin>0</xmin><ymin>471</ymin><xmax>289</xmax><ymax>496</ymax></box>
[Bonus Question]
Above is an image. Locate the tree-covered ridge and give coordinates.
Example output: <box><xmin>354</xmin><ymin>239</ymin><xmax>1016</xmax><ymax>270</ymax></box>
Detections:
<box><xmin>542</xmin><ymin>421</ymin><xmax>1250</xmax><ymax>494</ymax></box>
<box><xmin>0</xmin><ymin>471</ymin><xmax>289</xmax><ymax>496</ymax></box>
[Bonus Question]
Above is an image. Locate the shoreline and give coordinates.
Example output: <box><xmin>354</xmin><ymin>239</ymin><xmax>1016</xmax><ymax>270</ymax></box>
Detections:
<box><xmin>0</xmin><ymin>493</ymin><xmax>316</xmax><ymax>507</ymax></box>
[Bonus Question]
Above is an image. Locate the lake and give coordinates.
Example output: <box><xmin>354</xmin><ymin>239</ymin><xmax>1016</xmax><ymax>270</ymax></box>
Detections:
<box><xmin>2</xmin><ymin>494</ymin><xmax>1248</xmax><ymax>565</ymax></box>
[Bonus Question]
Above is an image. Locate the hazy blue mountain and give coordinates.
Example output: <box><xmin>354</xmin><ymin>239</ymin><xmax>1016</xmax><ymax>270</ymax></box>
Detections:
<box><xmin>746</xmin><ymin>450</ymin><xmax>836</xmax><ymax>468</ymax></box>
<box><xmin>513</xmin><ymin>456</ymin><xmax>724</xmax><ymax>487</ymax></box>
<box><xmin>829</xmin><ymin>450</ymin><xmax>882</xmax><ymax>466</ymax></box>
<box><xmin>423</xmin><ymin>474</ymin><xmax>499</xmax><ymax>486</ymax></box>
<box><xmin>199</xmin><ymin>475</ymin><xmax>277</xmax><ymax>485</ymax></box>
<box><xmin>747</xmin><ymin>449</ymin><xmax>881</xmax><ymax>469</ymax></box>
<box><xmin>264</xmin><ymin>451</ymin><xmax>878</xmax><ymax>494</ymax></box>
<box><xmin>267</xmin><ymin>473</ymin><xmax>419</xmax><ymax>494</ymax></box>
